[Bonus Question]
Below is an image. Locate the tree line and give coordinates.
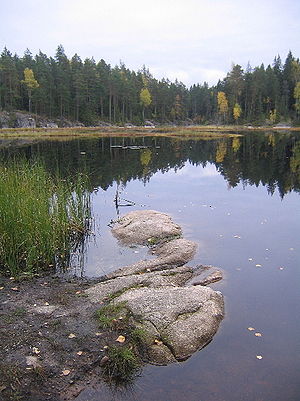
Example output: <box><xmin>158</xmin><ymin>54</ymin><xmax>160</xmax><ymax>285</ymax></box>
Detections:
<box><xmin>0</xmin><ymin>45</ymin><xmax>299</xmax><ymax>125</ymax></box>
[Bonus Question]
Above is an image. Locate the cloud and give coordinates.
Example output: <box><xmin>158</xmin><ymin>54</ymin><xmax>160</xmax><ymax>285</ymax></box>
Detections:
<box><xmin>1</xmin><ymin>0</ymin><xmax>299</xmax><ymax>86</ymax></box>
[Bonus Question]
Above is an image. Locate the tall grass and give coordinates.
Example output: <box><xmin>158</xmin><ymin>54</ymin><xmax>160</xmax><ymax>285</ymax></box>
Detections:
<box><xmin>0</xmin><ymin>159</ymin><xmax>91</xmax><ymax>275</ymax></box>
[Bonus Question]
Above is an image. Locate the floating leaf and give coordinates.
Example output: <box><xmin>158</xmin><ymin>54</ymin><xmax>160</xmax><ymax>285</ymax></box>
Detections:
<box><xmin>116</xmin><ymin>335</ymin><xmax>126</xmax><ymax>343</ymax></box>
<box><xmin>256</xmin><ymin>355</ymin><xmax>263</xmax><ymax>360</ymax></box>
<box><xmin>95</xmin><ymin>332</ymin><xmax>103</xmax><ymax>336</ymax></box>
<box><xmin>44</xmin><ymin>302</ymin><xmax>49</xmax><ymax>306</ymax></box>
<box><xmin>0</xmin><ymin>287</ymin><xmax>4</xmax><ymax>290</ymax></box>
<box><xmin>255</xmin><ymin>264</ymin><xmax>262</xmax><ymax>267</ymax></box>
<box><xmin>32</xmin><ymin>347</ymin><xmax>40</xmax><ymax>354</ymax></box>
<box><xmin>68</xmin><ymin>333</ymin><xmax>76</xmax><ymax>339</ymax></box>
<box><xmin>234</xmin><ymin>235</ymin><xmax>241</xmax><ymax>239</ymax></box>
<box><xmin>255</xmin><ymin>332</ymin><xmax>262</xmax><ymax>337</ymax></box>
<box><xmin>11</xmin><ymin>287</ymin><xmax>19</xmax><ymax>291</ymax></box>
<box><xmin>154</xmin><ymin>339</ymin><xmax>163</xmax><ymax>345</ymax></box>
<box><xmin>62</xmin><ymin>369</ymin><xmax>71</xmax><ymax>376</ymax></box>
<box><xmin>247</xmin><ymin>327</ymin><xmax>255</xmax><ymax>331</ymax></box>
<box><xmin>248</xmin><ymin>258</ymin><xmax>253</xmax><ymax>261</ymax></box>
<box><xmin>76</xmin><ymin>351</ymin><xmax>83</xmax><ymax>356</ymax></box>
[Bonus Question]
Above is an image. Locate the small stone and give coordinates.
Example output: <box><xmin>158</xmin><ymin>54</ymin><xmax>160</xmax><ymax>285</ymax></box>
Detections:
<box><xmin>100</xmin><ymin>356</ymin><xmax>109</xmax><ymax>366</ymax></box>
<box><xmin>62</xmin><ymin>369</ymin><xmax>71</xmax><ymax>376</ymax></box>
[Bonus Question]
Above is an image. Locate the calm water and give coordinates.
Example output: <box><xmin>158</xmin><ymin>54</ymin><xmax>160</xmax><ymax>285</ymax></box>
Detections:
<box><xmin>1</xmin><ymin>132</ymin><xmax>300</xmax><ymax>401</ymax></box>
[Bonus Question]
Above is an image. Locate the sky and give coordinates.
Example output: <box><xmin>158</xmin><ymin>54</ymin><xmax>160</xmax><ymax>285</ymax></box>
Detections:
<box><xmin>1</xmin><ymin>0</ymin><xmax>299</xmax><ymax>87</ymax></box>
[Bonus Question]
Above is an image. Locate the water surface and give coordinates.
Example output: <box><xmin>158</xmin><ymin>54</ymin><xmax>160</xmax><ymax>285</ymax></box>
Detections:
<box><xmin>1</xmin><ymin>132</ymin><xmax>299</xmax><ymax>401</ymax></box>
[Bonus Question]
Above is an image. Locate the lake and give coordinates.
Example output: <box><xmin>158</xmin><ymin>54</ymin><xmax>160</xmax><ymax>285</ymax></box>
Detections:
<box><xmin>1</xmin><ymin>131</ymin><xmax>300</xmax><ymax>401</ymax></box>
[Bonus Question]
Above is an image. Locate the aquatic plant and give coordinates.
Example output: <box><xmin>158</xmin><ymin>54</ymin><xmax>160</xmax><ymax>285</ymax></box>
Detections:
<box><xmin>0</xmin><ymin>159</ymin><xmax>91</xmax><ymax>275</ymax></box>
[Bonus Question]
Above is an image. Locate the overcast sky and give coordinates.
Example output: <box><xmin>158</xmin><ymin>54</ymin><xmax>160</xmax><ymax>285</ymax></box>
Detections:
<box><xmin>1</xmin><ymin>0</ymin><xmax>299</xmax><ymax>86</ymax></box>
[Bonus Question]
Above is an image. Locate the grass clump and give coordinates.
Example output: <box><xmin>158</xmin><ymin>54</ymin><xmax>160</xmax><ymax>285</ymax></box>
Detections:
<box><xmin>0</xmin><ymin>159</ymin><xmax>91</xmax><ymax>275</ymax></box>
<box><xmin>96</xmin><ymin>302</ymin><xmax>130</xmax><ymax>329</ymax></box>
<box><xmin>103</xmin><ymin>346</ymin><xmax>139</xmax><ymax>382</ymax></box>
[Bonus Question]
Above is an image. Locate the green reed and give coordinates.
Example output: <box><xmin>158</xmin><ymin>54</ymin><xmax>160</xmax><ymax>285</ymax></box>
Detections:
<box><xmin>0</xmin><ymin>159</ymin><xmax>91</xmax><ymax>275</ymax></box>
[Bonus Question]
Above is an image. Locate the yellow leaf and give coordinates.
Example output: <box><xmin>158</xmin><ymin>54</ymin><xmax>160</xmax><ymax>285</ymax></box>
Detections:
<box><xmin>116</xmin><ymin>335</ymin><xmax>126</xmax><ymax>343</ymax></box>
<box><xmin>256</xmin><ymin>355</ymin><xmax>263</xmax><ymax>360</ymax></box>
<box><xmin>68</xmin><ymin>333</ymin><xmax>76</xmax><ymax>339</ymax></box>
<box><xmin>255</xmin><ymin>332</ymin><xmax>262</xmax><ymax>337</ymax></box>
<box><xmin>247</xmin><ymin>327</ymin><xmax>255</xmax><ymax>331</ymax></box>
<box><xmin>154</xmin><ymin>339</ymin><xmax>163</xmax><ymax>345</ymax></box>
<box><xmin>32</xmin><ymin>347</ymin><xmax>40</xmax><ymax>354</ymax></box>
<box><xmin>255</xmin><ymin>264</ymin><xmax>262</xmax><ymax>267</ymax></box>
<box><xmin>62</xmin><ymin>369</ymin><xmax>71</xmax><ymax>376</ymax></box>
<box><xmin>95</xmin><ymin>332</ymin><xmax>103</xmax><ymax>336</ymax></box>
<box><xmin>76</xmin><ymin>351</ymin><xmax>83</xmax><ymax>356</ymax></box>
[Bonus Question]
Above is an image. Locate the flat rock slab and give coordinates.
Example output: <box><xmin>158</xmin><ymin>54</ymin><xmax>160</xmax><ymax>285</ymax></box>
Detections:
<box><xmin>86</xmin><ymin>266</ymin><xmax>193</xmax><ymax>303</ymax></box>
<box><xmin>111</xmin><ymin>210</ymin><xmax>182</xmax><ymax>245</ymax></box>
<box><xmin>107</xmin><ymin>238</ymin><xmax>197</xmax><ymax>278</ymax></box>
<box><xmin>114</xmin><ymin>285</ymin><xmax>224</xmax><ymax>364</ymax></box>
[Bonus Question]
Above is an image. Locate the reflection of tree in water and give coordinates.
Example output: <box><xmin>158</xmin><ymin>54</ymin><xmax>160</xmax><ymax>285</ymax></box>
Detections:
<box><xmin>1</xmin><ymin>132</ymin><xmax>299</xmax><ymax>198</ymax></box>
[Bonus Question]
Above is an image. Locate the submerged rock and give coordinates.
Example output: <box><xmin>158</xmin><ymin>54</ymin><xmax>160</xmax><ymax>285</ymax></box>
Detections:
<box><xmin>192</xmin><ymin>270</ymin><xmax>223</xmax><ymax>286</ymax></box>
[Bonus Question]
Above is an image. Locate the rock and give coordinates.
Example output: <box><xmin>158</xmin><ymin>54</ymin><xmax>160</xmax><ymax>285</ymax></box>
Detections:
<box><xmin>87</xmin><ymin>209</ymin><xmax>224</xmax><ymax>367</ymax></box>
<box><xmin>100</xmin><ymin>356</ymin><xmax>109</xmax><ymax>366</ymax></box>
<box><xmin>30</xmin><ymin>305</ymin><xmax>57</xmax><ymax>315</ymax></box>
<box><xmin>113</xmin><ymin>285</ymin><xmax>224</xmax><ymax>364</ymax></box>
<box><xmin>86</xmin><ymin>266</ymin><xmax>193</xmax><ymax>303</ymax></box>
<box><xmin>15</xmin><ymin>112</ymin><xmax>36</xmax><ymax>128</ymax></box>
<box><xmin>111</xmin><ymin>210</ymin><xmax>182</xmax><ymax>245</ymax></box>
<box><xmin>26</xmin><ymin>356</ymin><xmax>42</xmax><ymax>368</ymax></box>
<box><xmin>107</xmin><ymin>238</ymin><xmax>197</xmax><ymax>278</ymax></box>
<box><xmin>193</xmin><ymin>270</ymin><xmax>223</xmax><ymax>286</ymax></box>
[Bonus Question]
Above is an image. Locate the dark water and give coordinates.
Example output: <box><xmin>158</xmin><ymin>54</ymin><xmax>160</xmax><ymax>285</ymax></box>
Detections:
<box><xmin>1</xmin><ymin>132</ymin><xmax>300</xmax><ymax>401</ymax></box>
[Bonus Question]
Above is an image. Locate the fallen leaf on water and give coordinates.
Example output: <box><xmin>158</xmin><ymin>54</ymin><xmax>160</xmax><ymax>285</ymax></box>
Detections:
<box><xmin>256</xmin><ymin>355</ymin><xmax>263</xmax><ymax>360</ymax></box>
<box><xmin>62</xmin><ymin>369</ymin><xmax>71</xmax><ymax>376</ymax></box>
<box><xmin>279</xmin><ymin>267</ymin><xmax>284</xmax><ymax>271</ymax></box>
<box><xmin>0</xmin><ymin>287</ymin><xmax>4</xmax><ymax>290</ymax></box>
<box><xmin>103</xmin><ymin>345</ymin><xmax>108</xmax><ymax>349</ymax></box>
<box><xmin>95</xmin><ymin>332</ymin><xmax>103</xmax><ymax>336</ymax></box>
<box><xmin>68</xmin><ymin>333</ymin><xmax>76</xmax><ymax>339</ymax></box>
<box><xmin>234</xmin><ymin>235</ymin><xmax>241</xmax><ymax>239</ymax></box>
<box><xmin>154</xmin><ymin>339</ymin><xmax>163</xmax><ymax>345</ymax></box>
<box><xmin>255</xmin><ymin>332</ymin><xmax>262</xmax><ymax>337</ymax></box>
<box><xmin>255</xmin><ymin>264</ymin><xmax>262</xmax><ymax>267</ymax></box>
<box><xmin>32</xmin><ymin>347</ymin><xmax>40</xmax><ymax>354</ymax></box>
<box><xmin>116</xmin><ymin>335</ymin><xmax>126</xmax><ymax>343</ymax></box>
<box><xmin>248</xmin><ymin>258</ymin><xmax>253</xmax><ymax>261</ymax></box>
<box><xmin>11</xmin><ymin>287</ymin><xmax>19</xmax><ymax>291</ymax></box>
<box><xmin>75</xmin><ymin>291</ymin><xmax>81</xmax><ymax>294</ymax></box>
<box><xmin>44</xmin><ymin>302</ymin><xmax>49</xmax><ymax>306</ymax></box>
<box><xmin>76</xmin><ymin>351</ymin><xmax>83</xmax><ymax>356</ymax></box>
<box><xmin>247</xmin><ymin>327</ymin><xmax>255</xmax><ymax>331</ymax></box>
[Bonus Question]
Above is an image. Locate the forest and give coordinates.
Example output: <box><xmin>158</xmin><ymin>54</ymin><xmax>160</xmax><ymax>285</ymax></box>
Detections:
<box><xmin>0</xmin><ymin>45</ymin><xmax>299</xmax><ymax>126</ymax></box>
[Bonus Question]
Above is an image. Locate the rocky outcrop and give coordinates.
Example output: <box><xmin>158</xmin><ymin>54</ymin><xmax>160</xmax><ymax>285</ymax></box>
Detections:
<box><xmin>114</xmin><ymin>285</ymin><xmax>224</xmax><ymax>363</ymax></box>
<box><xmin>111</xmin><ymin>210</ymin><xmax>182</xmax><ymax>245</ymax></box>
<box><xmin>87</xmin><ymin>210</ymin><xmax>224</xmax><ymax>365</ymax></box>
